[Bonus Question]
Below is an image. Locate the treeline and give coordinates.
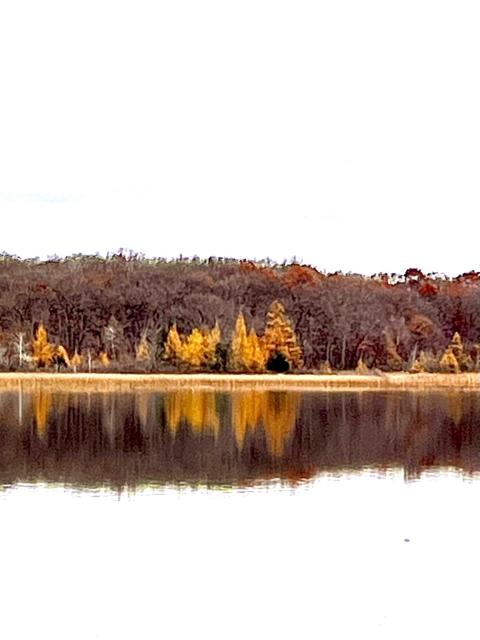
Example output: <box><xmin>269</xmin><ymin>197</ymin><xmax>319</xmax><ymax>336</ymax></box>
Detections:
<box><xmin>1</xmin><ymin>252</ymin><xmax>480</xmax><ymax>373</ymax></box>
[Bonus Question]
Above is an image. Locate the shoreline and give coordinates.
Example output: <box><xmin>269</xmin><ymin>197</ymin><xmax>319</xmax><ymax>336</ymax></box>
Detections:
<box><xmin>1</xmin><ymin>372</ymin><xmax>480</xmax><ymax>391</ymax></box>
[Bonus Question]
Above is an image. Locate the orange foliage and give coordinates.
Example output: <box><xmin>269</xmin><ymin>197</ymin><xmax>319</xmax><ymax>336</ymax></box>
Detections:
<box><xmin>283</xmin><ymin>264</ymin><xmax>320</xmax><ymax>288</ymax></box>
<box><xmin>419</xmin><ymin>281</ymin><xmax>438</xmax><ymax>298</ymax></box>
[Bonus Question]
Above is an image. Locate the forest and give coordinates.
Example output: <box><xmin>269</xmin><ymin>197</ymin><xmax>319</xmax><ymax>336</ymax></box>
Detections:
<box><xmin>0</xmin><ymin>251</ymin><xmax>480</xmax><ymax>373</ymax></box>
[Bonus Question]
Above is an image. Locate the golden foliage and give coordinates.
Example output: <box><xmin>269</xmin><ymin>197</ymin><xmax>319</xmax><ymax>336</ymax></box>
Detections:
<box><xmin>231</xmin><ymin>313</ymin><xmax>248</xmax><ymax>370</ymax></box>
<box><xmin>200</xmin><ymin>321</ymin><xmax>221</xmax><ymax>367</ymax></box>
<box><xmin>70</xmin><ymin>350</ymin><xmax>83</xmax><ymax>369</ymax></box>
<box><xmin>440</xmin><ymin>347</ymin><xmax>460</xmax><ymax>373</ymax></box>
<box><xmin>450</xmin><ymin>332</ymin><xmax>473</xmax><ymax>372</ymax></box>
<box><xmin>247</xmin><ymin>329</ymin><xmax>267</xmax><ymax>371</ymax></box>
<box><xmin>57</xmin><ymin>345</ymin><xmax>71</xmax><ymax>367</ymax></box>
<box><xmin>136</xmin><ymin>334</ymin><xmax>151</xmax><ymax>361</ymax></box>
<box><xmin>165</xmin><ymin>390</ymin><xmax>220</xmax><ymax>435</ymax></box>
<box><xmin>231</xmin><ymin>313</ymin><xmax>267</xmax><ymax>371</ymax></box>
<box><xmin>99</xmin><ymin>351</ymin><xmax>110</xmax><ymax>367</ymax></box>
<box><xmin>410</xmin><ymin>351</ymin><xmax>427</xmax><ymax>374</ymax></box>
<box><xmin>164</xmin><ymin>324</ymin><xmax>183</xmax><ymax>363</ymax></box>
<box><xmin>32</xmin><ymin>323</ymin><xmax>56</xmax><ymax>368</ymax></box>
<box><xmin>263</xmin><ymin>301</ymin><xmax>302</xmax><ymax>369</ymax></box>
<box><xmin>165</xmin><ymin>322</ymin><xmax>221</xmax><ymax>369</ymax></box>
<box><xmin>182</xmin><ymin>328</ymin><xmax>207</xmax><ymax>367</ymax></box>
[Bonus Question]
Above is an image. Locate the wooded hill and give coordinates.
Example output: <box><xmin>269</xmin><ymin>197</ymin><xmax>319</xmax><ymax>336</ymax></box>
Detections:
<box><xmin>1</xmin><ymin>252</ymin><xmax>480</xmax><ymax>373</ymax></box>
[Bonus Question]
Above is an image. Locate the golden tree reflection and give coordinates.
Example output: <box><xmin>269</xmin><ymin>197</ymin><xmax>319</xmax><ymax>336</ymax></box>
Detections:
<box><xmin>34</xmin><ymin>390</ymin><xmax>52</xmax><ymax>438</ymax></box>
<box><xmin>446</xmin><ymin>391</ymin><xmax>464</xmax><ymax>426</ymax></box>
<box><xmin>232</xmin><ymin>391</ymin><xmax>299</xmax><ymax>456</ymax></box>
<box><xmin>165</xmin><ymin>390</ymin><xmax>220</xmax><ymax>435</ymax></box>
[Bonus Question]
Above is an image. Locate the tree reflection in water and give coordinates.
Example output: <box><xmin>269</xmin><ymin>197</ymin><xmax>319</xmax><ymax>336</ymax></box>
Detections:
<box><xmin>1</xmin><ymin>389</ymin><xmax>480</xmax><ymax>490</ymax></box>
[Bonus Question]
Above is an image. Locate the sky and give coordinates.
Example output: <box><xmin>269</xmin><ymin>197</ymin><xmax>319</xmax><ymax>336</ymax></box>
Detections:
<box><xmin>0</xmin><ymin>0</ymin><xmax>479</xmax><ymax>275</ymax></box>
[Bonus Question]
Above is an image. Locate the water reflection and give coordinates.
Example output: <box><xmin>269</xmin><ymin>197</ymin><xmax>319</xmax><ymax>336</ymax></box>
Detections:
<box><xmin>1</xmin><ymin>388</ymin><xmax>480</xmax><ymax>489</ymax></box>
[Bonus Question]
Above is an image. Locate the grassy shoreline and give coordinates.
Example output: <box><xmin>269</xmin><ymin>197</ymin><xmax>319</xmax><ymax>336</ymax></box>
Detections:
<box><xmin>0</xmin><ymin>371</ymin><xmax>480</xmax><ymax>392</ymax></box>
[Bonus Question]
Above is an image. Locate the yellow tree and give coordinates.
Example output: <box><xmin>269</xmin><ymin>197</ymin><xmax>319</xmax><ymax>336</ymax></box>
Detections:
<box><xmin>34</xmin><ymin>391</ymin><xmax>52</xmax><ymax>438</ymax></box>
<box><xmin>164</xmin><ymin>324</ymin><xmax>184</xmax><ymax>363</ymax></box>
<box><xmin>246</xmin><ymin>329</ymin><xmax>267</xmax><ymax>371</ymax></box>
<box><xmin>263</xmin><ymin>301</ymin><xmax>302</xmax><ymax>370</ymax></box>
<box><xmin>56</xmin><ymin>344</ymin><xmax>71</xmax><ymax>368</ymax></box>
<box><xmin>231</xmin><ymin>312</ymin><xmax>249</xmax><ymax>370</ymax></box>
<box><xmin>32</xmin><ymin>323</ymin><xmax>56</xmax><ymax>368</ymax></box>
<box><xmin>181</xmin><ymin>328</ymin><xmax>207</xmax><ymax>367</ymax></box>
<box><xmin>164</xmin><ymin>322</ymin><xmax>220</xmax><ymax>369</ymax></box>
<box><xmin>450</xmin><ymin>332</ymin><xmax>473</xmax><ymax>371</ymax></box>
<box><xmin>203</xmin><ymin>321</ymin><xmax>221</xmax><ymax>367</ymax></box>
<box><xmin>136</xmin><ymin>333</ymin><xmax>151</xmax><ymax>362</ymax></box>
<box><xmin>98</xmin><ymin>351</ymin><xmax>110</xmax><ymax>367</ymax></box>
<box><xmin>440</xmin><ymin>347</ymin><xmax>460</xmax><ymax>373</ymax></box>
<box><xmin>231</xmin><ymin>313</ymin><xmax>267</xmax><ymax>371</ymax></box>
<box><xmin>70</xmin><ymin>350</ymin><xmax>83</xmax><ymax>372</ymax></box>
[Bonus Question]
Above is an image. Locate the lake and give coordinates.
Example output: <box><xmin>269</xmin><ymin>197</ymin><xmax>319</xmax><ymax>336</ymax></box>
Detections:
<box><xmin>1</xmin><ymin>388</ymin><xmax>479</xmax><ymax>638</ymax></box>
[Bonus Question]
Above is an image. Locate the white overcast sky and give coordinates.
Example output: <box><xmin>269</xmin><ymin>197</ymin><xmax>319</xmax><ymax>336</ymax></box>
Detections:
<box><xmin>0</xmin><ymin>0</ymin><xmax>479</xmax><ymax>275</ymax></box>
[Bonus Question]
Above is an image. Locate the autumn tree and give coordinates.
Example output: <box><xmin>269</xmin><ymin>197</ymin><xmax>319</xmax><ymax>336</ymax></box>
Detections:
<box><xmin>247</xmin><ymin>328</ymin><xmax>267</xmax><ymax>371</ymax></box>
<box><xmin>203</xmin><ymin>321</ymin><xmax>221</xmax><ymax>367</ymax></box>
<box><xmin>263</xmin><ymin>301</ymin><xmax>302</xmax><ymax>371</ymax></box>
<box><xmin>136</xmin><ymin>333</ymin><xmax>151</xmax><ymax>362</ymax></box>
<box><xmin>410</xmin><ymin>350</ymin><xmax>440</xmax><ymax>374</ymax></box>
<box><xmin>450</xmin><ymin>332</ymin><xmax>473</xmax><ymax>371</ymax></box>
<box><xmin>165</xmin><ymin>322</ymin><xmax>221</xmax><ymax>369</ymax></box>
<box><xmin>70</xmin><ymin>350</ymin><xmax>83</xmax><ymax>372</ymax></box>
<box><xmin>440</xmin><ymin>347</ymin><xmax>460</xmax><ymax>374</ymax></box>
<box><xmin>231</xmin><ymin>312</ymin><xmax>248</xmax><ymax>370</ymax></box>
<box><xmin>164</xmin><ymin>324</ymin><xmax>183</xmax><ymax>364</ymax></box>
<box><xmin>32</xmin><ymin>323</ymin><xmax>56</xmax><ymax>368</ymax></box>
<box><xmin>230</xmin><ymin>313</ymin><xmax>267</xmax><ymax>371</ymax></box>
<box><xmin>182</xmin><ymin>328</ymin><xmax>207</xmax><ymax>368</ymax></box>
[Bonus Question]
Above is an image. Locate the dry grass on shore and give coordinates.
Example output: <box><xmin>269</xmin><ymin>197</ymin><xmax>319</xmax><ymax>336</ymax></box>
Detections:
<box><xmin>0</xmin><ymin>371</ymin><xmax>479</xmax><ymax>393</ymax></box>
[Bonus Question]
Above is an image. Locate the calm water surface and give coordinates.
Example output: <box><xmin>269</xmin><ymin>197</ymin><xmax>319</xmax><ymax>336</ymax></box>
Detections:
<box><xmin>1</xmin><ymin>389</ymin><xmax>479</xmax><ymax>639</ymax></box>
